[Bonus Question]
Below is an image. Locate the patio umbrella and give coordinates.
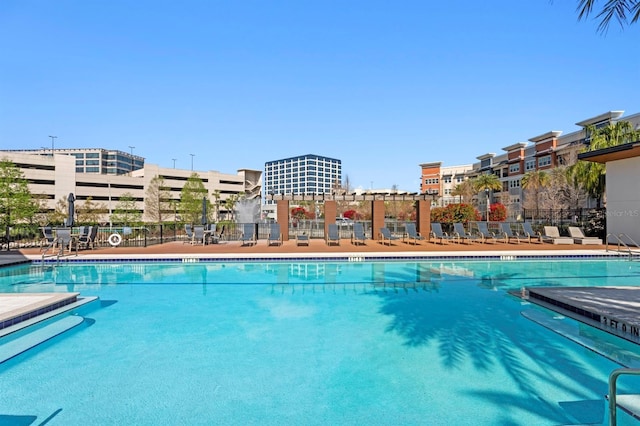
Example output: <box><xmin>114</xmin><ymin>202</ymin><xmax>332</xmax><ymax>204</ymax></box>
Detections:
<box><xmin>66</xmin><ymin>193</ymin><xmax>75</xmax><ymax>227</ymax></box>
<box><xmin>201</xmin><ymin>196</ymin><xmax>207</xmax><ymax>225</ymax></box>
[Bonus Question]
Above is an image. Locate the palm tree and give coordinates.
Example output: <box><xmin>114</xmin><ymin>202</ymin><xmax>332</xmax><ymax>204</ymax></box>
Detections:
<box><xmin>472</xmin><ymin>174</ymin><xmax>502</xmax><ymax>220</ymax></box>
<box><xmin>570</xmin><ymin>121</ymin><xmax>640</xmax><ymax>207</ymax></box>
<box><xmin>522</xmin><ymin>170</ymin><xmax>550</xmax><ymax>207</ymax></box>
<box><xmin>575</xmin><ymin>0</ymin><xmax>640</xmax><ymax>33</ymax></box>
<box><xmin>452</xmin><ymin>180</ymin><xmax>475</xmax><ymax>204</ymax></box>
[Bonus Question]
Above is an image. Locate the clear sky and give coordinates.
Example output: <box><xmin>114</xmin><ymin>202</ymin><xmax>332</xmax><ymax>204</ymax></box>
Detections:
<box><xmin>1</xmin><ymin>1</ymin><xmax>639</xmax><ymax>192</ymax></box>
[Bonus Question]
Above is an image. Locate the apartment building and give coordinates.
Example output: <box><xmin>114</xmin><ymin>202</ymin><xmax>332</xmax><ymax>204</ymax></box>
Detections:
<box><xmin>420</xmin><ymin>110</ymin><xmax>640</xmax><ymax>216</ymax></box>
<box><xmin>0</xmin><ymin>150</ymin><xmax>260</xmax><ymax>223</ymax></box>
<box><xmin>419</xmin><ymin>162</ymin><xmax>473</xmax><ymax>206</ymax></box>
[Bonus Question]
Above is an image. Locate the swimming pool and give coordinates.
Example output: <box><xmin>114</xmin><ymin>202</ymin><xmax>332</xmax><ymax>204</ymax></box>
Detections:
<box><xmin>1</xmin><ymin>259</ymin><xmax>640</xmax><ymax>425</ymax></box>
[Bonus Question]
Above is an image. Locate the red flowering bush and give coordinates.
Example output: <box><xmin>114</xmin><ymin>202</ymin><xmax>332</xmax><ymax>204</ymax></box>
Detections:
<box><xmin>431</xmin><ymin>203</ymin><xmax>481</xmax><ymax>224</ymax></box>
<box><xmin>342</xmin><ymin>209</ymin><xmax>358</xmax><ymax>220</ymax></box>
<box><xmin>489</xmin><ymin>203</ymin><xmax>507</xmax><ymax>222</ymax></box>
<box><xmin>291</xmin><ymin>207</ymin><xmax>307</xmax><ymax>220</ymax></box>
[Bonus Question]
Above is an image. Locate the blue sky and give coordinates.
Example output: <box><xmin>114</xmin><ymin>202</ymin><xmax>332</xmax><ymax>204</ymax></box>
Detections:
<box><xmin>1</xmin><ymin>1</ymin><xmax>639</xmax><ymax>191</ymax></box>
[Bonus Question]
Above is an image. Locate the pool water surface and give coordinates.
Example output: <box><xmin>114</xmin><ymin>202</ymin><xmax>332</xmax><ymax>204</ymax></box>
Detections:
<box><xmin>1</xmin><ymin>259</ymin><xmax>640</xmax><ymax>425</ymax></box>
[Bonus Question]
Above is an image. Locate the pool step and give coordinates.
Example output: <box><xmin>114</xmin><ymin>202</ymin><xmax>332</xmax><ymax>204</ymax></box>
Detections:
<box><xmin>521</xmin><ymin>309</ymin><xmax>640</xmax><ymax>368</ymax></box>
<box><xmin>0</xmin><ymin>315</ymin><xmax>84</xmax><ymax>364</ymax></box>
<box><xmin>612</xmin><ymin>394</ymin><xmax>640</xmax><ymax>421</ymax></box>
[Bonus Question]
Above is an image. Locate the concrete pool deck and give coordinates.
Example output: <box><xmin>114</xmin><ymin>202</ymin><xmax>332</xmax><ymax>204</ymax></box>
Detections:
<box><xmin>5</xmin><ymin>237</ymin><xmax>618</xmax><ymax>260</ymax></box>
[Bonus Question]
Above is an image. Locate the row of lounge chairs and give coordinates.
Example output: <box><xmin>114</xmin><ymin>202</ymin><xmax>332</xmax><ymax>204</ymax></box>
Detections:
<box><xmin>183</xmin><ymin>222</ymin><xmax>602</xmax><ymax>247</ymax></box>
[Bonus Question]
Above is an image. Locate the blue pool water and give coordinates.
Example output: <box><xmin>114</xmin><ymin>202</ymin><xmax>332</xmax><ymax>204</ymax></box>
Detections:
<box><xmin>1</xmin><ymin>259</ymin><xmax>640</xmax><ymax>425</ymax></box>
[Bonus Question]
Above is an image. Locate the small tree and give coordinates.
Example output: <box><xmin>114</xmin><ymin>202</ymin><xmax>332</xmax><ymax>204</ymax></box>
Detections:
<box><xmin>111</xmin><ymin>192</ymin><xmax>142</xmax><ymax>226</ymax></box>
<box><xmin>0</xmin><ymin>159</ymin><xmax>37</xmax><ymax>248</ymax></box>
<box><xmin>77</xmin><ymin>196</ymin><xmax>108</xmax><ymax>224</ymax></box>
<box><xmin>179</xmin><ymin>173</ymin><xmax>207</xmax><ymax>224</ymax></box>
<box><xmin>146</xmin><ymin>175</ymin><xmax>171</xmax><ymax>224</ymax></box>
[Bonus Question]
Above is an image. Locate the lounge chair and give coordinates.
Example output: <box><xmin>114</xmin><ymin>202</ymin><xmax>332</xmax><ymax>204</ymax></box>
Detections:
<box><xmin>379</xmin><ymin>227</ymin><xmax>400</xmax><ymax>246</ymax></box>
<box><xmin>296</xmin><ymin>230</ymin><xmax>310</xmax><ymax>246</ymax></box>
<box><xmin>351</xmin><ymin>222</ymin><xmax>367</xmax><ymax>246</ymax></box>
<box><xmin>522</xmin><ymin>222</ymin><xmax>541</xmax><ymax>244</ymax></box>
<box><xmin>453</xmin><ymin>222</ymin><xmax>478</xmax><ymax>244</ymax></box>
<box><xmin>239</xmin><ymin>223</ymin><xmax>257</xmax><ymax>246</ymax></box>
<box><xmin>403</xmin><ymin>223</ymin><xmax>424</xmax><ymax>245</ymax></box>
<box><xmin>542</xmin><ymin>226</ymin><xmax>574</xmax><ymax>245</ymax></box>
<box><xmin>476</xmin><ymin>222</ymin><xmax>497</xmax><ymax>243</ymax></box>
<box><xmin>500</xmin><ymin>223</ymin><xmax>522</xmax><ymax>244</ymax></box>
<box><xmin>268</xmin><ymin>223</ymin><xmax>283</xmax><ymax>246</ymax></box>
<box><xmin>78</xmin><ymin>225</ymin><xmax>98</xmax><ymax>250</ymax></box>
<box><xmin>192</xmin><ymin>225</ymin><xmax>207</xmax><ymax>245</ymax></box>
<box><xmin>326</xmin><ymin>224</ymin><xmax>340</xmax><ymax>246</ymax></box>
<box><xmin>568</xmin><ymin>226</ymin><xmax>602</xmax><ymax>245</ymax></box>
<box><xmin>430</xmin><ymin>223</ymin><xmax>454</xmax><ymax>244</ymax></box>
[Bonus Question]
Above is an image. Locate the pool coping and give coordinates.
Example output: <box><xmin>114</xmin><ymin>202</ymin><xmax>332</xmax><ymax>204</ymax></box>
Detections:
<box><xmin>14</xmin><ymin>248</ymin><xmax>636</xmax><ymax>264</ymax></box>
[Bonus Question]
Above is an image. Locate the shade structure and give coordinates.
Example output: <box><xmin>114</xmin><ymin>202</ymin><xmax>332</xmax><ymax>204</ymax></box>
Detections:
<box><xmin>201</xmin><ymin>197</ymin><xmax>207</xmax><ymax>225</ymax></box>
<box><xmin>66</xmin><ymin>193</ymin><xmax>75</xmax><ymax>227</ymax></box>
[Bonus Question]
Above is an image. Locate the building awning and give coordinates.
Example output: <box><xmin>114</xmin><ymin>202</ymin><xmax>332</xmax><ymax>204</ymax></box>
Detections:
<box><xmin>578</xmin><ymin>141</ymin><xmax>640</xmax><ymax>164</ymax></box>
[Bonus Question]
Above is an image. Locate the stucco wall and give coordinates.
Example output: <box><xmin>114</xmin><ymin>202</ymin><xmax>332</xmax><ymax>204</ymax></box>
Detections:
<box><xmin>606</xmin><ymin>156</ymin><xmax>640</xmax><ymax>244</ymax></box>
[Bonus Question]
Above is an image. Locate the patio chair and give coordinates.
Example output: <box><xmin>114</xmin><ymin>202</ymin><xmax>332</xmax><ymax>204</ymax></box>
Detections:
<box><xmin>40</xmin><ymin>226</ymin><xmax>55</xmax><ymax>251</ymax></box>
<box><xmin>192</xmin><ymin>225</ymin><xmax>207</xmax><ymax>245</ymax></box>
<box><xmin>522</xmin><ymin>222</ymin><xmax>541</xmax><ymax>244</ymax></box>
<box><xmin>268</xmin><ymin>223</ymin><xmax>283</xmax><ymax>246</ymax></box>
<box><xmin>351</xmin><ymin>222</ymin><xmax>367</xmax><ymax>246</ymax></box>
<box><xmin>476</xmin><ymin>222</ymin><xmax>497</xmax><ymax>243</ymax></box>
<box><xmin>499</xmin><ymin>223</ymin><xmax>522</xmax><ymax>244</ymax></box>
<box><xmin>542</xmin><ymin>226</ymin><xmax>574</xmax><ymax>245</ymax></box>
<box><xmin>568</xmin><ymin>226</ymin><xmax>602</xmax><ymax>245</ymax></box>
<box><xmin>430</xmin><ymin>223</ymin><xmax>454</xmax><ymax>244</ymax></box>
<box><xmin>184</xmin><ymin>224</ymin><xmax>193</xmax><ymax>244</ymax></box>
<box><xmin>54</xmin><ymin>228</ymin><xmax>76</xmax><ymax>255</ymax></box>
<box><xmin>208</xmin><ymin>224</ymin><xmax>225</xmax><ymax>244</ymax></box>
<box><xmin>239</xmin><ymin>223</ymin><xmax>257</xmax><ymax>246</ymax></box>
<box><xmin>78</xmin><ymin>225</ymin><xmax>99</xmax><ymax>250</ymax></box>
<box><xmin>453</xmin><ymin>222</ymin><xmax>478</xmax><ymax>244</ymax></box>
<box><xmin>403</xmin><ymin>223</ymin><xmax>424</xmax><ymax>245</ymax></box>
<box><xmin>379</xmin><ymin>227</ymin><xmax>400</xmax><ymax>246</ymax></box>
<box><xmin>326</xmin><ymin>223</ymin><xmax>340</xmax><ymax>246</ymax></box>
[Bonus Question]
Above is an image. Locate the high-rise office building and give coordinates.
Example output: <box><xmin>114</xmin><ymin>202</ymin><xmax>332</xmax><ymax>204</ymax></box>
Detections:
<box><xmin>263</xmin><ymin>154</ymin><xmax>342</xmax><ymax>203</ymax></box>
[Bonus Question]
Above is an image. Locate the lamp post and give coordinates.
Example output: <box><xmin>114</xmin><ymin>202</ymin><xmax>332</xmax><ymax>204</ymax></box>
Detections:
<box><xmin>190</xmin><ymin>154</ymin><xmax>195</xmax><ymax>171</ymax></box>
<box><xmin>128</xmin><ymin>146</ymin><xmax>135</xmax><ymax>172</ymax></box>
<box><xmin>485</xmin><ymin>188</ymin><xmax>490</xmax><ymax>222</ymax></box>
<box><xmin>172</xmin><ymin>158</ymin><xmax>177</xmax><ymax>168</ymax></box>
<box><xmin>48</xmin><ymin>135</ymin><xmax>57</xmax><ymax>153</ymax></box>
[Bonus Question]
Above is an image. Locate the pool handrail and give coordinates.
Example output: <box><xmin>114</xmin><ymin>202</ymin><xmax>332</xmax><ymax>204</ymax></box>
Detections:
<box><xmin>606</xmin><ymin>233</ymin><xmax>640</xmax><ymax>259</ymax></box>
<box><xmin>608</xmin><ymin>368</ymin><xmax>640</xmax><ymax>425</ymax></box>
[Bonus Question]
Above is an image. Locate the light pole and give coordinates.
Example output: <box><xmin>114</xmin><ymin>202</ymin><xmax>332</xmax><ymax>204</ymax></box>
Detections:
<box><xmin>48</xmin><ymin>135</ymin><xmax>57</xmax><ymax>154</ymax></box>
<box><xmin>190</xmin><ymin>154</ymin><xmax>195</xmax><ymax>171</ymax></box>
<box><xmin>485</xmin><ymin>188</ymin><xmax>490</xmax><ymax>222</ymax></box>
<box><xmin>172</xmin><ymin>158</ymin><xmax>177</xmax><ymax>168</ymax></box>
<box><xmin>128</xmin><ymin>146</ymin><xmax>135</xmax><ymax>172</ymax></box>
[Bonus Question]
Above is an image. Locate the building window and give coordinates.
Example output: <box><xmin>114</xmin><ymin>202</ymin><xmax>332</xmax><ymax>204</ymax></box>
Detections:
<box><xmin>509</xmin><ymin>164</ymin><xmax>520</xmax><ymax>173</ymax></box>
<box><xmin>525</xmin><ymin>159</ymin><xmax>536</xmax><ymax>171</ymax></box>
<box><xmin>443</xmin><ymin>176</ymin><xmax>452</xmax><ymax>183</ymax></box>
<box><xmin>538</xmin><ymin>155</ymin><xmax>551</xmax><ymax>167</ymax></box>
<box><xmin>456</xmin><ymin>176</ymin><xmax>464</xmax><ymax>183</ymax></box>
